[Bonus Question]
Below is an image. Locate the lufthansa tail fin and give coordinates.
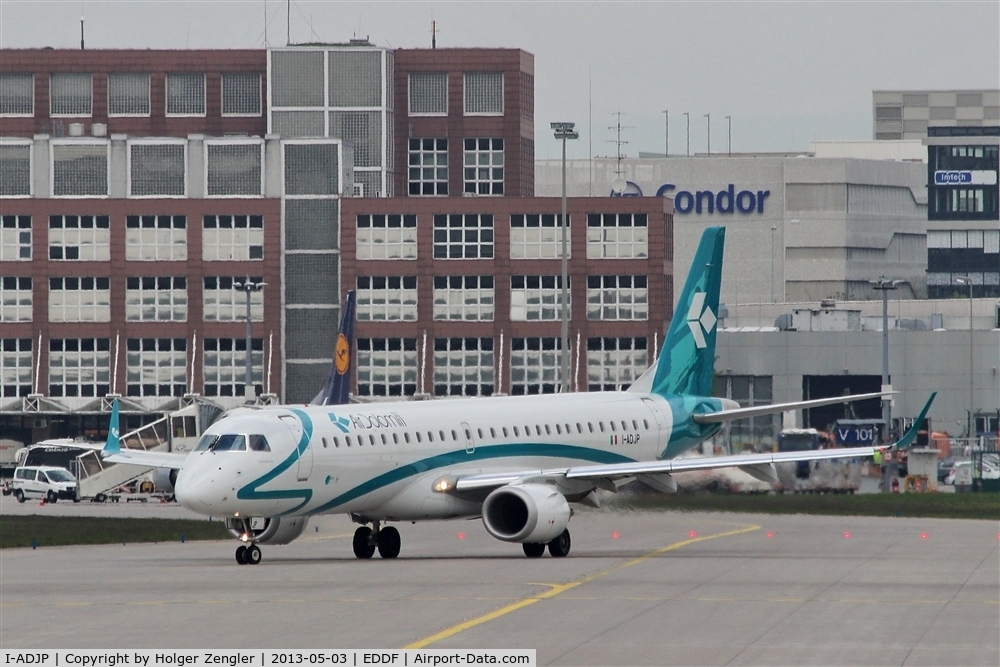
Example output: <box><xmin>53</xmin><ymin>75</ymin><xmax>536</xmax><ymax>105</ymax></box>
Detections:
<box><xmin>311</xmin><ymin>290</ymin><xmax>356</xmax><ymax>406</ymax></box>
<box><xmin>631</xmin><ymin>226</ymin><xmax>725</xmax><ymax>398</ymax></box>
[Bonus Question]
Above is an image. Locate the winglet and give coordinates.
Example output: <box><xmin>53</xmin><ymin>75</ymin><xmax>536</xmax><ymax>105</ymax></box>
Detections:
<box><xmin>102</xmin><ymin>399</ymin><xmax>121</xmax><ymax>456</ymax></box>
<box><xmin>890</xmin><ymin>392</ymin><xmax>936</xmax><ymax>451</ymax></box>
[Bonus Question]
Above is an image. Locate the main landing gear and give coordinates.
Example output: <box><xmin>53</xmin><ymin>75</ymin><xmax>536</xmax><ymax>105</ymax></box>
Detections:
<box><xmin>235</xmin><ymin>518</ymin><xmax>262</xmax><ymax>565</ymax></box>
<box><xmin>522</xmin><ymin>529</ymin><xmax>571</xmax><ymax>558</ymax></box>
<box><xmin>353</xmin><ymin>521</ymin><xmax>401</xmax><ymax>559</ymax></box>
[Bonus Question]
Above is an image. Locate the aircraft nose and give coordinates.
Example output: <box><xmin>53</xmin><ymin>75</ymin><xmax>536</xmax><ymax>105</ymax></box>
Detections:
<box><xmin>174</xmin><ymin>458</ymin><xmax>219</xmax><ymax>515</ymax></box>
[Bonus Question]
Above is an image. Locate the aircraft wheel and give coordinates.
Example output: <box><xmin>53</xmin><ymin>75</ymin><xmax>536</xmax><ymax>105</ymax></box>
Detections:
<box><xmin>14</xmin><ymin>489</ymin><xmax>25</xmax><ymax>503</ymax></box>
<box><xmin>548</xmin><ymin>529</ymin><xmax>571</xmax><ymax>558</ymax></box>
<box><xmin>377</xmin><ymin>526</ymin><xmax>401</xmax><ymax>559</ymax></box>
<box><xmin>236</xmin><ymin>545</ymin><xmax>248</xmax><ymax>565</ymax></box>
<box><xmin>353</xmin><ymin>526</ymin><xmax>376</xmax><ymax>559</ymax></box>
<box><xmin>245</xmin><ymin>544</ymin><xmax>262</xmax><ymax>565</ymax></box>
<box><xmin>522</xmin><ymin>543</ymin><xmax>545</xmax><ymax>558</ymax></box>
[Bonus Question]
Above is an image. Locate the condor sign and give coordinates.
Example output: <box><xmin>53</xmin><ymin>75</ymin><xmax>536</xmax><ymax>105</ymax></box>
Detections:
<box><xmin>658</xmin><ymin>183</ymin><xmax>771</xmax><ymax>215</ymax></box>
<box><xmin>610</xmin><ymin>181</ymin><xmax>771</xmax><ymax>215</ymax></box>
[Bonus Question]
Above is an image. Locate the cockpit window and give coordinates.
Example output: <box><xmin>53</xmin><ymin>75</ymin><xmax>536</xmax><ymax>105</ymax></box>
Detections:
<box><xmin>248</xmin><ymin>435</ymin><xmax>270</xmax><ymax>452</ymax></box>
<box><xmin>212</xmin><ymin>434</ymin><xmax>246</xmax><ymax>452</ymax></box>
<box><xmin>194</xmin><ymin>434</ymin><xmax>218</xmax><ymax>451</ymax></box>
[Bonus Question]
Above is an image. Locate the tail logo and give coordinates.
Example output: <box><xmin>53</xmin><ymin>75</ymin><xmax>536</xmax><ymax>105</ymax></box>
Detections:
<box><xmin>328</xmin><ymin>412</ymin><xmax>351</xmax><ymax>433</ymax></box>
<box><xmin>686</xmin><ymin>291</ymin><xmax>717</xmax><ymax>349</ymax></box>
<box><xmin>335</xmin><ymin>333</ymin><xmax>350</xmax><ymax>375</ymax></box>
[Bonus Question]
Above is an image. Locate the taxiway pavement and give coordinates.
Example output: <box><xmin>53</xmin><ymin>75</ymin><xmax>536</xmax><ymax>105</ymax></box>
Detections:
<box><xmin>1</xmin><ymin>507</ymin><xmax>997</xmax><ymax>666</ymax></box>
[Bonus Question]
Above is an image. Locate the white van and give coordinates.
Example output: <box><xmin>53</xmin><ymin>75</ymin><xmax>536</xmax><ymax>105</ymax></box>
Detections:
<box><xmin>11</xmin><ymin>466</ymin><xmax>79</xmax><ymax>503</ymax></box>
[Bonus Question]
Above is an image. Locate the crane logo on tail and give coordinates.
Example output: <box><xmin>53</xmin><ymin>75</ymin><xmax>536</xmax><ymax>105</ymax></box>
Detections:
<box><xmin>686</xmin><ymin>291</ymin><xmax>717</xmax><ymax>349</ymax></box>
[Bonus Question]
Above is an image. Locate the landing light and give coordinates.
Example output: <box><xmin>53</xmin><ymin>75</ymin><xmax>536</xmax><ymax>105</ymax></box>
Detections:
<box><xmin>240</xmin><ymin>533</ymin><xmax>251</xmax><ymax>543</ymax></box>
<box><xmin>432</xmin><ymin>477</ymin><xmax>454</xmax><ymax>493</ymax></box>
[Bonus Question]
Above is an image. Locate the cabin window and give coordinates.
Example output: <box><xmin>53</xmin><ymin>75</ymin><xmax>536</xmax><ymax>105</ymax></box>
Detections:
<box><xmin>334</xmin><ymin>437</ymin><xmax>340</xmax><ymax>448</ymax></box>
<box><xmin>381</xmin><ymin>434</ymin><xmax>387</xmax><ymax>445</ymax></box>
<box><xmin>404</xmin><ymin>433</ymin><xmax>411</xmax><ymax>444</ymax></box>
<box><xmin>577</xmin><ymin>423</ymin><xmax>583</xmax><ymax>433</ymax></box>
<box><xmin>490</xmin><ymin>427</ymin><xmax>496</xmax><ymax>438</ymax></box>
<box><xmin>346</xmin><ymin>436</ymin><xmax>352</xmax><ymax>447</ymax></box>
<box><xmin>321</xmin><ymin>437</ymin><xmax>328</xmax><ymax>449</ymax></box>
<box><xmin>369</xmin><ymin>435</ymin><xmax>376</xmax><ymax>446</ymax></box>
<box><xmin>416</xmin><ymin>432</ymin><xmax>422</xmax><ymax>443</ymax></box>
<box><xmin>621</xmin><ymin>420</ymin><xmax>628</xmax><ymax>431</ymax></box>
<box><xmin>441</xmin><ymin>430</ymin><xmax>448</xmax><ymax>441</ymax></box>
<box><xmin>464</xmin><ymin>429</ymin><xmax>471</xmax><ymax>440</ymax></box>
<box><xmin>503</xmin><ymin>427</ymin><xmax>509</xmax><ymax>437</ymax></box>
<box><xmin>599</xmin><ymin>422</ymin><xmax>605</xmax><ymax>433</ymax></box>
<box><xmin>392</xmin><ymin>433</ymin><xmax>399</xmax><ymax>444</ymax></box>
<box><xmin>609</xmin><ymin>421</ymin><xmax>616</xmax><ymax>432</ymax></box>
<box><xmin>427</xmin><ymin>431</ymin><xmax>434</xmax><ymax>443</ymax></box>
<box><xmin>477</xmin><ymin>428</ymin><xmax>483</xmax><ymax>439</ymax></box>
<box><xmin>565</xmin><ymin>423</ymin><xmax>571</xmax><ymax>434</ymax></box>
<box><xmin>555</xmin><ymin>424</ymin><xmax>561</xmax><ymax>434</ymax></box>
<box><xmin>633</xmin><ymin>420</ymin><xmax>639</xmax><ymax>430</ymax></box>
<box><xmin>643</xmin><ymin>419</ymin><xmax>649</xmax><ymax>430</ymax></box>
<box><xmin>513</xmin><ymin>426</ymin><xmax>520</xmax><ymax>436</ymax></box>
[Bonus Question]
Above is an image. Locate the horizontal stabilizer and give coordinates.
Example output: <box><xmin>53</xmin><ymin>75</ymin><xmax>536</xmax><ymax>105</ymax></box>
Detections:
<box><xmin>692</xmin><ymin>391</ymin><xmax>891</xmax><ymax>424</ymax></box>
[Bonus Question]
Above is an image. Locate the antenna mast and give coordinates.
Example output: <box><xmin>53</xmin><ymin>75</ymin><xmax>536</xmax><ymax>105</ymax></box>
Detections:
<box><xmin>607</xmin><ymin>112</ymin><xmax>633</xmax><ymax>178</ymax></box>
<box><xmin>432</xmin><ymin>20</ymin><xmax>437</xmax><ymax>48</ymax></box>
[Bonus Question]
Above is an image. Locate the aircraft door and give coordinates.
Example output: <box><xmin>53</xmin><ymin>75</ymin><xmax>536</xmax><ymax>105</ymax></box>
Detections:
<box><xmin>461</xmin><ymin>422</ymin><xmax>475</xmax><ymax>454</ymax></box>
<box><xmin>278</xmin><ymin>415</ymin><xmax>312</xmax><ymax>481</ymax></box>
<box><xmin>641</xmin><ymin>397</ymin><xmax>668</xmax><ymax>456</ymax></box>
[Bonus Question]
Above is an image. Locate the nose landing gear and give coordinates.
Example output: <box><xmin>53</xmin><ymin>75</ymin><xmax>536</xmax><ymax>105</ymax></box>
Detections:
<box><xmin>235</xmin><ymin>519</ymin><xmax>262</xmax><ymax>565</ymax></box>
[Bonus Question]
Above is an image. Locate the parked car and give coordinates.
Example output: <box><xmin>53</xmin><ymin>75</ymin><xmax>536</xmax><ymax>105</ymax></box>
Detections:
<box><xmin>10</xmin><ymin>466</ymin><xmax>79</xmax><ymax>503</ymax></box>
<box><xmin>944</xmin><ymin>461</ymin><xmax>971</xmax><ymax>486</ymax></box>
<box><xmin>936</xmin><ymin>457</ymin><xmax>955</xmax><ymax>483</ymax></box>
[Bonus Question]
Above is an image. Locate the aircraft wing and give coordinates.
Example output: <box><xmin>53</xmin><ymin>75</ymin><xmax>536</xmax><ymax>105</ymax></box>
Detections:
<box><xmin>692</xmin><ymin>391</ymin><xmax>891</xmax><ymax>424</ymax></box>
<box><xmin>454</xmin><ymin>393</ymin><xmax>935</xmax><ymax>494</ymax></box>
<box><xmin>102</xmin><ymin>449</ymin><xmax>189</xmax><ymax>470</ymax></box>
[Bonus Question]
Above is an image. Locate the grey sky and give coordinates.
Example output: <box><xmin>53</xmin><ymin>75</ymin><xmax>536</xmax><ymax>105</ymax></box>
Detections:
<box><xmin>2</xmin><ymin>1</ymin><xmax>997</xmax><ymax>159</ymax></box>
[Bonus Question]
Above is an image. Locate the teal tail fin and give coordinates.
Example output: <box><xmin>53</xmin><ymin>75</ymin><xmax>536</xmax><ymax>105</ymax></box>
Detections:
<box><xmin>651</xmin><ymin>226</ymin><xmax>725</xmax><ymax>398</ymax></box>
<box><xmin>103</xmin><ymin>399</ymin><xmax>121</xmax><ymax>456</ymax></box>
<box><xmin>892</xmin><ymin>392</ymin><xmax>937</xmax><ymax>450</ymax></box>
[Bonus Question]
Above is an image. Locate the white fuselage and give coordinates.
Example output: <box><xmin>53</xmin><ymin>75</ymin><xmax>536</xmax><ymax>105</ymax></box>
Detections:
<box><xmin>174</xmin><ymin>391</ymin><xmax>678</xmax><ymax>521</ymax></box>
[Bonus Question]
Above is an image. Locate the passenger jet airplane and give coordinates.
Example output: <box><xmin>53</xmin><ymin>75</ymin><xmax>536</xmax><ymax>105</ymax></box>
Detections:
<box><xmin>103</xmin><ymin>227</ymin><xmax>933</xmax><ymax>565</ymax></box>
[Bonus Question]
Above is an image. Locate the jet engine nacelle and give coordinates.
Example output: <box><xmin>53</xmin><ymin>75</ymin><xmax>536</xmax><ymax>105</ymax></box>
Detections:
<box><xmin>481</xmin><ymin>483</ymin><xmax>570</xmax><ymax>544</ymax></box>
<box><xmin>225</xmin><ymin>516</ymin><xmax>310</xmax><ymax>545</ymax></box>
<box><xmin>151</xmin><ymin>467</ymin><xmax>178</xmax><ymax>493</ymax></box>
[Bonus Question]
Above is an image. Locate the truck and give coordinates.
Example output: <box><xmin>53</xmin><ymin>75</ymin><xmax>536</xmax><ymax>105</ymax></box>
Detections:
<box><xmin>775</xmin><ymin>428</ymin><xmax>862</xmax><ymax>493</ymax></box>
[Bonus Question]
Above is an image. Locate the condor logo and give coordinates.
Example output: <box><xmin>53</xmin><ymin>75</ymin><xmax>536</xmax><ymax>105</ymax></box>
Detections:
<box><xmin>686</xmin><ymin>291</ymin><xmax>716</xmax><ymax>349</ymax></box>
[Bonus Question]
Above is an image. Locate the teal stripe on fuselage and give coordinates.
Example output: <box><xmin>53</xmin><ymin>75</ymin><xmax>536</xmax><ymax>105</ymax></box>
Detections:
<box><xmin>301</xmin><ymin>442</ymin><xmax>636</xmax><ymax>516</ymax></box>
<box><xmin>236</xmin><ymin>407</ymin><xmax>314</xmax><ymax>513</ymax></box>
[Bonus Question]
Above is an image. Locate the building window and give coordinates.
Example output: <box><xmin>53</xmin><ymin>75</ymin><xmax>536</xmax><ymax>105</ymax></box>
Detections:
<box><xmin>713</xmin><ymin>375</ymin><xmax>774</xmax><ymax>447</ymax></box>
<box><xmin>510</xmin><ymin>213</ymin><xmax>569</xmax><ymax>259</ymax></box>
<box><xmin>329</xmin><ymin>111</ymin><xmax>382</xmax><ymax>168</ymax></box>
<box><xmin>1</xmin><ymin>338</ymin><xmax>32</xmax><ymax>397</ymax></box>
<box><xmin>587</xmin><ymin>275</ymin><xmax>648</xmax><ymax>321</ymax></box>
<box><xmin>126</xmin><ymin>276</ymin><xmax>187</xmax><ymax>322</ymax></box>
<box><xmin>203</xmin><ymin>338</ymin><xmax>262</xmax><ymax>397</ymax></box>
<box><xmin>464</xmin><ymin>72</ymin><xmax>503</xmax><ymax>115</ymax></box>
<box><xmin>129</xmin><ymin>142</ymin><xmax>185</xmax><ymax>197</ymax></box>
<box><xmin>931</xmin><ymin>187</ymin><xmax>998</xmax><ymax>217</ymax></box>
<box><xmin>165</xmin><ymin>73</ymin><xmax>205</xmax><ymax>116</ymax></box>
<box><xmin>510</xmin><ymin>275</ymin><xmax>570</xmax><ymax>322</ymax></box>
<box><xmin>587</xmin><ymin>337</ymin><xmax>648</xmax><ymax>391</ymax></box>
<box><xmin>0</xmin><ymin>143</ymin><xmax>32</xmax><ymax>196</ymax></box>
<box><xmin>125</xmin><ymin>215</ymin><xmax>187</xmax><ymax>261</ymax></box>
<box><xmin>356</xmin><ymin>214</ymin><xmax>417</xmax><ymax>260</ymax></box>
<box><xmin>409</xmin><ymin>72</ymin><xmax>447</xmax><ymax>115</ymax></box>
<box><xmin>206</xmin><ymin>142</ymin><xmax>263</xmax><ymax>197</ymax></box>
<box><xmin>126</xmin><ymin>337</ymin><xmax>187</xmax><ymax>397</ymax></box>
<box><xmin>356</xmin><ymin>337</ymin><xmax>417</xmax><ymax>397</ymax></box>
<box><xmin>48</xmin><ymin>338</ymin><xmax>110</xmax><ymax>397</ymax></box>
<box><xmin>221</xmin><ymin>73</ymin><xmax>261</xmax><ymax>116</ymax></box>
<box><xmin>433</xmin><ymin>213</ymin><xmax>493</xmax><ymax>259</ymax></box>
<box><xmin>51</xmin><ymin>142</ymin><xmax>108</xmax><ymax>197</ymax></box>
<box><xmin>48</xmin><ymin>277</ymin><xmax>110</xmax><ymax>322</ymax></box>
<box><xmin>108</xmin><ymin>73</ymin><xmax>150</xmax><ymax>116</ymax></box>
<box><xmin>48</xmin><ymin>215</ymin><xmax>110</xmax><ymax>261</ymax></box>
<box><xmin>0</xmin><ymin>277</ymin><xmax>32</xmax><ymax>322</ymax></box>
<box><xmin>432</xmin><ymin>275</ymin><xmax>494</xmax><ymax>321</ymax></box>
<box><xmin>357</xmin><ymin>276</ymin><xmax>417</xmax><ymax>321</ymax></box>
<box><xmin>49</xmin><ymin>73</ymin><xmax>92</xmax><ymax>116</ymax></box>
<box><xmin>0</xmin><ymin>73</ymin><xmax>33</xmax><ymax>116</ymax></box>
<box><xmin>463</xmin><ymin>138</ymin><xmax>504</xmax><ymax>195</ymax></box>
<box><xmin>408</xmin><ymin>138</ymin><xmax>448</xmax><ymax>195</ymax></box>
<box><xmin>203</xmin><ymin>276</ymin><xmax>264</xmax><ymax>322</ymax></box>
<box><xmin>434</xmin><ymin>337</ymin><xmax>494</xmax><ymax>397</ymax></box>
<box><xmin>1</xmin><ymin>215</ymin><xmax>31</xmax><ymax>260</ymax></box>
<box><xmin>510</xmin><ymin>337</ymin><xmax>566</xmax><ymax>395</ymax></box>
<box><xmin>587</xmin><ymin>213</ymin><xmax>649</xmax><ymax>259</ymax></box>
<box><xmin>202</xmin><ymin>215</ymin><xmax>264</xmax><ymax>261</ymax></box>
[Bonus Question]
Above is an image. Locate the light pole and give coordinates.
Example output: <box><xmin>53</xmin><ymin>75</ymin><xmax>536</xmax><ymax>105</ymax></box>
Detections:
<box><xmin>704</xmin><ymin>113</ymin><xmax>710</xmax><ymax>155</ymax></box>
<box><xmin>956</xmin><ymin>275</ymin><xmax>974</xmax><ymax>437</ymax></box>
<box><xmin>234</xmin><ymin>277</ymin><xmax>266</xmax><ymax>402</ymax></box>
<box><xmin>662</xmin><ymin>109</ymin><xmax>668</xmax><ymax>157</ymax></box>
<box><xmin>870</xmin><ymin>277</ymin><xmax>900</xmax><ymax>442</ymax></box>
<box><xmin>770</xmin><ymin>225</ymin><xmax>777</xmax><ymax>302</ymax></box>
<box><xmin>551</xmin><ymin>122</ymin><xmax>578</xmax><ymax>394</ymax></box>
<box><xmin>725</xmin><ymin>115</ymin><xmax>731</xmax><ymax>155</ymax></box>
<box><xmin>683</xmin><ymin>112</ymin><xmax>690</xmax><ymax>156</ymax></box>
